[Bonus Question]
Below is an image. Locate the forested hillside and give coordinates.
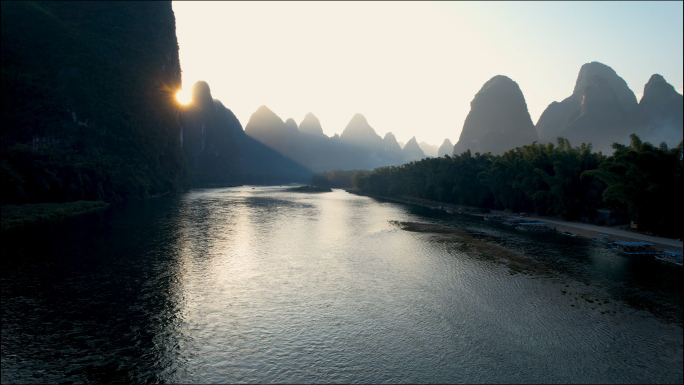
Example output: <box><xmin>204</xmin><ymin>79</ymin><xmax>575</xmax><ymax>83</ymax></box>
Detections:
<box><xmin>1</xmin><ymin>1</ymin><xmax>188</xmax><ymax>204</ymax></box>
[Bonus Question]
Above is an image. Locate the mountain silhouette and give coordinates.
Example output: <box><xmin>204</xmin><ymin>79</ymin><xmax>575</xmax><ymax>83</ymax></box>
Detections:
<box><xmin>339</xmin><ymin>113</ymin><xmax>384</xmax><ymax>149</ymax></box>
<box><xmin>403</xmin><ymin>137</ymin><xmax>427</xmax><ymax>162</ymax></box>
<box><xmin>182</xmin><ymin>84</ymin><xmax>311</xmax><ymax>185</ymax></box>
<box><xmin>536</xmin><ymin>62</ymin><xmax>639</xmax><ymax>152</ymax></box>
<box><xmin>453</xmin><ymin>75</ymin><xmax>538</xmax><ymax>155</ymax></box>
<box><xmin>438</xmin><ymin>139</ymin><xmax>454</xmax><ymax>157</ymax></box>
<box><xmin>630</xmin><ymin>74</ymin><xmax>683</xmax><ymax>147</ymax></box>
<box><xmin>419</xmin><ymin>141</ymin><xmax>439</xmax><ymax>158</ymax></box>
<box><xmin>1</xmin><ymin>1</ymin><xmax>189</xmax><ymax>203</ymax></box>
<box><xmin>299</xmin><ymin>113</ymin><xmax>327</xmax><ymax>137</ymax></box>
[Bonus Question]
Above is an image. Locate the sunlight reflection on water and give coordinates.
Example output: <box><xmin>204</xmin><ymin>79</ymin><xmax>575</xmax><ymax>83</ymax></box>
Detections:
<box><xmin>1</xmin><ymin>186</ymin><xmax>682</xmax><ymax>384</ymax></box>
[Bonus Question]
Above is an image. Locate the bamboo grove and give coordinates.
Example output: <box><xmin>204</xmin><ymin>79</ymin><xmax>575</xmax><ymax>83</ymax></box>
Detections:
<box><xmin>313</xmin><ymin>135</ymin><xmax>683</xmax><ymax>238</ymax></box>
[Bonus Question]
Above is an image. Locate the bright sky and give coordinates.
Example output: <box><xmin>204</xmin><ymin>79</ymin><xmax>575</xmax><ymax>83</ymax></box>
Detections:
<box><xmin>172</xmin><ymin>1</ymin><xmax>683</xmax><ymax>147</ymax></box>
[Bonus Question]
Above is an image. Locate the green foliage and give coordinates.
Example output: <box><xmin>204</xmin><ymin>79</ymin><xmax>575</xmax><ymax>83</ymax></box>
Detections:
<box><xmin>288</xmin><ymin>185</ymin><xmax>332</xmax><ymax>193</ymax></box>
<box><xmin>581</xmin><ymin>134</ymin><xmax>683</xmax><ymax>237</ymax></box>
<box><xmin>356</xmin><ymin>136</ymin><xmax>682</xmax><ymax>237</ymax></box>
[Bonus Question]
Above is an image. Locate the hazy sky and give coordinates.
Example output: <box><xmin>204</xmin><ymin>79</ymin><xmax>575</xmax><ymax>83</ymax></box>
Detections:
<box><xmin>172</xmin><ymin>1</ymin><xmax>683</xmax><ymax>146</ymax></box>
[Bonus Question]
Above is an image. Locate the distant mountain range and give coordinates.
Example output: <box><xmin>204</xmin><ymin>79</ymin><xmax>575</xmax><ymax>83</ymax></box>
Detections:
<box><xmin>244</xmin><ymin>107</ymin><xmax>429</xmax><ymax>172</ymax></box>
<box><xmin>535</xmin><ymin>62</ymin><xmax>681</xmax><ymax>154</ymax></box>
<box><xmin>452</xmin><ymin>62</ymin><xmax>682</xmax><ymax>155</ymax></box>
<box><xmin>1</xmin><ymin>1</ymin><xmax>681</xmax><ymax>205</ymax></box>
<box><xmin>179</xmin><ymin>82</ymin><xmax>311</xmax><ymax>186</ymax></box>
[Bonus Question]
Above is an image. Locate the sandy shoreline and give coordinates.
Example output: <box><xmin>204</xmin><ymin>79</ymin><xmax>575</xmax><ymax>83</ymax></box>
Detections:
<box><xmin>346</xmin><ymin>190</ymin><xmax>683</xmax><ymax>251</ymax></box>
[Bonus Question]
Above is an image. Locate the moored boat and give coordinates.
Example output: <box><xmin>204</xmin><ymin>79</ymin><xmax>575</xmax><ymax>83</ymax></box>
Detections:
<box><xmin>484</xmin><ymin>214</ymin><xmax>503</xmax><ymax>221</ymax></box>
<box><xmin>610</xmin><ymin>242</ymin><xmax>659</xmax><ymax>256</ymax></box>
<box><xmin>515</xmin><ymin>222</ymin><xmax>553</xmax><ymax>232</ymax></box>
<box><xmin>655</xmin><ymin>250</ymin><xmax>683</xmax><ymax>266</ymax></box>
<box><xmin>503</xmin><ymin>217</ymin><xmax>527</xmax><ymax>226</ymax></box>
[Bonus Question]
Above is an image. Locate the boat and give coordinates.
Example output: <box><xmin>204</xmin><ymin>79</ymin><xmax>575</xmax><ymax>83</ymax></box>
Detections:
<box><xmin>591</xmin><ymin>233</ymin><xmax>614</xmax><ymax>244</ymax></box>
<box><xmin>503</xmin><ymin>217</ymin><xmax>527</xmax><ymax>226</ymax></box>
<box><xmin>610</xmin><ymin>242</ymin><xmax>659</xmax><ymax>256</ymax></box>
<box><xmin>515</xmin><ymin>222</ymin><xmax>553</xmax><ymax>232</ymax></box>
<box><xmin>655</xmin><ymin>250</ymin><xmax>683</xmax><ymax>266</ymax></box>
<box><xmin>561</xmin><ymin>231</ymin><xmax>577</xmax><ymax>237</ymax></box>
<box><xmin>484</xmin><ymin>214</ymin><xmax>503</xmax><ymax>221</ymax></box>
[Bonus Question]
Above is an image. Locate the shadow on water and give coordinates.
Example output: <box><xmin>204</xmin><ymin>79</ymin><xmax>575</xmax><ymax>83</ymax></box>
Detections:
<box><xmin>1</xmin><ymin>196</ymin><xmax>189</xmax><ymax>384</ymax></box>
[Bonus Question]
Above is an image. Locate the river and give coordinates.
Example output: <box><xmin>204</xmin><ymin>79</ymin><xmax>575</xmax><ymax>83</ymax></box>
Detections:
<box><xmin>2</xmin><ymin>186</ymin><xmax>682</xmax><ymax>383</ymax></box>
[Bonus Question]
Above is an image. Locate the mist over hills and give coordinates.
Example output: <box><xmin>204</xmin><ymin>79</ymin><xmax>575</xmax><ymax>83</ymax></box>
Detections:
<box><xmin>535</xmin><ymin>62</ymin><xmax>682</xmax><ymax>153</ymax></box>
<box><xmin>244</xmin><ymin>108</ymin><xmax>434</xmax><ymax>172</ymax></box>
<box><xmin>179</xmin><ymin>82</ymin><xmax>311</xmax><ymax>186</ymax></box>
<box><xmin>419</xmin><ymin>142</ymin><xmax>439</xmax><ymax>158</ymax></box>
<box><xmin>451</xmin><ymin>63</ymin><xmax>682</xmax><ymax>156</ymax></box>
<box><xmin>1</xmin><ymin>1</ymin><xmax>680</xmax><ymax>207</ymax></box>
<box><xmin>631</xmin><ymin>74</ymin><xmax>683</xmax><ymax>147</ymax></box>
<box><xmin>438</xmin><ymin>139</ymin><xmax>454</xmax><ymax>158</ymax></box>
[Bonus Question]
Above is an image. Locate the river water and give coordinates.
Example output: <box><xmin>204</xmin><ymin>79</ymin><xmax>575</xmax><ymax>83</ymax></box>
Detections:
<box><xmin>2</xmin><ymin>186</ymin><xmax>682</xmax><ymax>384</ymax></box>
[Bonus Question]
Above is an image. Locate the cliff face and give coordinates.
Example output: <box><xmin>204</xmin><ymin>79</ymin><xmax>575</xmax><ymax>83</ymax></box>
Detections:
<box><xmin>1</xmin><ymin>1</ymin><xmax>189</xmax><ymax>204</ymax></box>
<box><xmin>557</xmin><ymin>74</ymin><xmax>631</xmax><ymax>151</ymax></box>
<box><xmin>535</xmin><ymin>62</ymin><xmax>639</xmax><ymax>152</ymax></box>
<box><xmin>631</xmin><ymin>74</ymin><xmax>683</xmax><ymax>147</ymax></box>
<box><xmin>535</xmin><ymin>62</ymin><xmax>680</xmax><ymax>152</ymax></box>
<box><xmin>453</xmin><ymin>75</ymin><xmax>538</xmax><ymax>156</ymax></box>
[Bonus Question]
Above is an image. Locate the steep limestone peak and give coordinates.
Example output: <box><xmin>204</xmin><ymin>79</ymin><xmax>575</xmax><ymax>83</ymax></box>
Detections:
<box><xmin>191</xmin><ymin>81</ymin><xmax>214</xmax><ymax>108</ymax></box>
<box><xmin>642</xmin><ymin>74</ymin><xmax>679</xmax><ymax>101</ymax></box>
<box><xmin>438</xmin><ymin>138</ymin><xmax>453</xmax><ymax>157</ymax></box>
<box><xmin>340</xmin><ymin>113</ymin><xmax>382</xmax><ymax>146</ymax></box>
<box><xmin>383</xmin><ymin>132</ymin><xmax>397</xmax><ymax>142</ymax></box>
<box><xmin>298</xmin><ymin>112</ymin><xmax>325</xmax><ymax>136</ymax></box>
<box><xmin>453</xmin><ymin>75</ymin><xmax>538</xmax><ymax>155</ymax></box>
<box><xmin>244</xmin><ymin>105</ymin><xmax>285</xmax><ymax>135</ymax></box>
<box><xmin>403</xmin><ymin>136</ymin><xmax>426</xmax><ymax>161</ymax></box>
<box><xmin>572</xmin><ymin>61</ymin><xmax>637</xmax><ymax>112</ymax></box>
<box><xmin>284</xmin><ymin>118</ymin><xmax>298</xmax><ymax>134</ymax></box>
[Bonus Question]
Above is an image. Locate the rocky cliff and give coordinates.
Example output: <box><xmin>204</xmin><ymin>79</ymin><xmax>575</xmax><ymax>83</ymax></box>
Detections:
<box><xmin>1</xmin><ymin>1</ymin><xmax>189</xmax><ymax>204</ymax></box>
<box><xmin>535</xmin><ymin>62</ymin><xmax>639</xmax><ymax>152</ymax></box>
<box><xmin>453</xmin><ymin>75</ymin><xmax>538</xmax><ymax>156</ymax></box>
<box><xmin>630</xmin><ymin>74</ymin><xmax>683</xmax><ymax>147</ymax></box>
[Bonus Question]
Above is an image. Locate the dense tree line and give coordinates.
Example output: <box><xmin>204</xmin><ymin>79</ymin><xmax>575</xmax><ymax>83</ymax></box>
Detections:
<box><xmin>334</xmin><ymin>136</ymin><xmax>682</xmax><ymax>238</ymax></box>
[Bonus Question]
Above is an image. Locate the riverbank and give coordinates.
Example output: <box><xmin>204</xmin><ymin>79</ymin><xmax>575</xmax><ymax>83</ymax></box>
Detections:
<box><xmin>346</xmin><ymin>190</ymin><xmax>683</xmax><ymax>251</ymax></box>
<box><xmin>390</xmin><ymin>220</ymin><xmax>549</xmax><ymax>276</ymax></box>
<box><xmin>1</xmin><ymin>200</ymin><xmax>110</xmax><ymax>231</ymax></box>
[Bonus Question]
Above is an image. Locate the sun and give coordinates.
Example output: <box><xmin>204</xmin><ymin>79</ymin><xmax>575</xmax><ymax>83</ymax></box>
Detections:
<box><xmin>175</xmin><ymin>88</ymin><xmax>192</xmax><ymax>105</ymax></box>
